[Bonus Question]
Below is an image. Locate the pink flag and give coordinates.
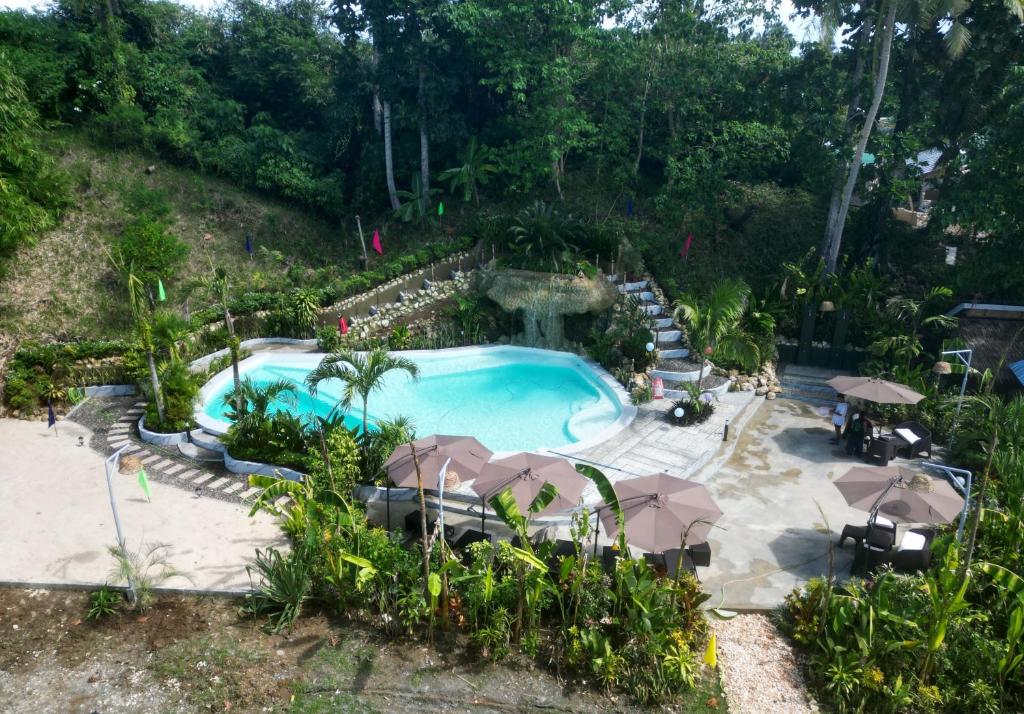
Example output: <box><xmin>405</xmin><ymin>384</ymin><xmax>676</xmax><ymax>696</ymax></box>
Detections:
<box><xmin>679</xmin><ymin>233</ymin><xmax>694</xmax><ymax>259</ymax></box>
<box><xmin>652</xmin><ymin>376</ymin><xmax>665</xmax><ymax>400</ymax></box>
<box><xmin>371</xmin><ymin>230</ymin><xmax>383</xmax><ymax>255</ymax></box>
<box><xmin>338</xmin><ymin>316</ymin><xmax>348</xmax><ymax>335</ymax></box>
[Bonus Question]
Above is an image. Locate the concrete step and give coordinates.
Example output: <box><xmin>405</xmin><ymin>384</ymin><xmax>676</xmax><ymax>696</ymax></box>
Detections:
<box><xmin>653</xmin><ymin>317</ymin><xmax>674</xmax><ymax>329</ymax></box>
<box><xmin>656</xmin><ymin>329</ymin><xmax>682</xmax><ymax>344</ymax></box>
<box><xmin>207</xmin><ymin>477</ymin><xmax>230</xmax><ymax>490</ymax></box>
<box><xmin>644</xmin><ymin>304</ymin><xmax>664</xmax><ymax>316</ymax></box>
<box><xmin>223</xmin><ymin>481</ymin><xmax>243</xmax><ymax>495</ymax></box>
<box><xmin>617</xmin><ymin>280</ymin><xmax>648</xmax><ymax>293</ymax></box>
<box><xmin>659</xmin><ymin>347</ymin><xmax>691</xmax><ymax>359</ymax></box>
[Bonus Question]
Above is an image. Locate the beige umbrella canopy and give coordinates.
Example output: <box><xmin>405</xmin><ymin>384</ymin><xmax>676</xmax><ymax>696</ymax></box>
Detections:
<box><xmin>472</xmin><ymin>452</ymin><xmax>587</xmax><ymax>526</ymax></box>
<box><xmin>383</xmin><ymin>435</ymin><xmax>493</xmax><ymax>529</ymax></box>
<box><xmin>826</xmin><ymin>376</ymin><xmax>925</xmax><ymax>405</ymax></box>
<box><xmin>384</xmin><ymin>434</ymin><xmax>493</xmax><ymax>489</ymax></box>
<box><xmin>597</xmin><ymin>473</ymin><xmax>723</xmax><ymax>553</ymax></box>
<box><xmin>834</xmin><ymin>465</ymin><xmax>964</xmax><ymax>524</ymax></box>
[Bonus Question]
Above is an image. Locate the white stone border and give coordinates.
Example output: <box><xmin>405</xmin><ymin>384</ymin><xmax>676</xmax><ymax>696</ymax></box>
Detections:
<box><xmin>223</xmin><ymin>450</ymin><xmax>305</xmax><ymax>482</ymax></box>
<box><xmin>194</xmin><ymin>344</ymin><xmax>637</xmax><ymax>457</ymax></box>
<box><xmin>188</xmin><ymin>337</ymin><xmax>317</xmax><ymax>372</ymax></box>
<box><xmin>137</xmin><ymin>415</ymin><xmax>190</xmax><ymax>446</ymax></box>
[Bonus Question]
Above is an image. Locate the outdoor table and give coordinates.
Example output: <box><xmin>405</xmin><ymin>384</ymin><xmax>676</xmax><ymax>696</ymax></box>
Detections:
<box><xmin>867</xmin><ymin>435</ymin><xmax>904</xmax><ymax>467</ymax></box>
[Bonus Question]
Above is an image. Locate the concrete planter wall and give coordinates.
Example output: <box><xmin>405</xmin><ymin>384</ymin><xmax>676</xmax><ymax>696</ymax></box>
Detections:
<box><xmin>138</xmin><ymin>416</ymin><xmax>190</xmax><ymax>446</ymax></box>
<box><xmin>224</xmin><ymin>449</ymin><xmax>305</xmax><ymax>482</ymax></box>
<box><xmin>663</xmin><ymin>378</ymin><xmax>731</xmax><ymax>401</ymax></box>
<box><xmin>85</xmin><ymin>384</ymin><xmax>137</xmax><ymax>397</ymax></box>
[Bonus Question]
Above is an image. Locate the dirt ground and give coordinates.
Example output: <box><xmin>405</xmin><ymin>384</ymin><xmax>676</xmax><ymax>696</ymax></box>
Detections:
<box><xmin>0</xmin><ymin>588</ymin><xmax>725</xmax><ymax>713</ymax></box>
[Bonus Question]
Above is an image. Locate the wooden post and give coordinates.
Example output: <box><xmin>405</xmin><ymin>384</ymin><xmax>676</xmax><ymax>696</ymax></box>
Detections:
<box><xmin>355</xmin><ymin>215</ymin><xmax>369</xmax><ymax>267</ymax></box>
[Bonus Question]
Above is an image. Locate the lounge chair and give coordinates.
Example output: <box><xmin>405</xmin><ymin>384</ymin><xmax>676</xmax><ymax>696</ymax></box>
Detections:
<box><xmin>892</xmin><ymin>421</ymin><xmax>931</xmax><ymax>459</ymax></box>
<box><xmin>663</xmin><ymin>548</ymin><xmax>699</xmax><ymax>581</ymax></box>
<box><xmin>601</xmin><ymin>545</ymin><xmax>620</xmax><ymax>573</ymax></box>
<box><xmin>454</xmin><ymin>528</ymin><xmax>491</xmax><ymax>550</ymax></box>
<box><xmin>840</xmin><ymin>517</ymin><xmax>896</xmax><ymax>550</ymax></box>
<box><xmin>687</xmin><ymin>542</ymin><xmax>712</xmax><ymax>568</ymax></box>
<box><xmin>405</xmin><ymin>510</ymin><xmax>435</xmax><ymax>537</ymax></box>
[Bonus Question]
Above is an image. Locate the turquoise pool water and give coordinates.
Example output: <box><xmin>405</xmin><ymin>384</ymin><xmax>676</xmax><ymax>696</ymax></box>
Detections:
<box><xmin>198</xmin><ymin>347</ymin><xmax>627</xmax><ymax>453</ymax></box>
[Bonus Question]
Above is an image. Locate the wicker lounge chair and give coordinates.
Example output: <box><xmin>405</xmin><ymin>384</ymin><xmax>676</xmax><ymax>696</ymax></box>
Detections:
<box><xmin>891</xmin><ymin>421</ymin><xmax>932</xmax><ymax>459</ymax></box>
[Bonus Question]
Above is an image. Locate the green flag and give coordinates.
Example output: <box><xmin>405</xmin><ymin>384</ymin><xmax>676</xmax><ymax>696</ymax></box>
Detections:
<box><xmin>437</xmin><ymin>201</ymin><xmax>444</xmax><ymax>217</ymax></box>
<box><xmin>138</xmin><ymin>468</ymin><xmax>152</xmax><ymax>501</ymax></box>
<box><xmin>157</xmin><ymin>279</ymin><xmax>166</xmax><ymax>302</ymax></box>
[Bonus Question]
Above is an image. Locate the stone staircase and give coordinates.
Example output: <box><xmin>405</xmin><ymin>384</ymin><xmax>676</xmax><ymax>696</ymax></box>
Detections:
<box><xmin>94</xmin><ymin>400</ymin><xmax>273</xmax><ymax>506</ymax></box>
<box><xmin>611</xmin><ymin>276</ymin><xmax>690</xmax><ymax>360</ymax></box>
<box><xmin>778</xmin><ymin>364</ymin><xmax>846</xmax><ymax>408</ymax></box>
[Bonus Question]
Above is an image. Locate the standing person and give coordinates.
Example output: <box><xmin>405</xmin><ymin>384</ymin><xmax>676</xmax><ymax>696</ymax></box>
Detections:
<box><xmin>845</xmin><ymin>412</ymin><xmax>865</xmax><ymax>457</ymax></box>
<box><xmin>830</xmin><ymin>394</ymin><xmax>848</xmax><ymax>444</ymax></box>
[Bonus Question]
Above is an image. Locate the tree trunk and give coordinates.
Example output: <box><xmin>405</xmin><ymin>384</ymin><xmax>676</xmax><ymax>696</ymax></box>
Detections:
<box><xmin>634</xmin><ymin>76</ymin><xmax>651</xmax><ymax>176</ymax></box>
<box><xmin>822</xmin><ymin>0</ymin><xmax>897</xmax><ymax>273</ymax></box>
<box><xmin>147</xmin><ymin>350</ymin><xmax>165</xmax><ymax>423</ymax></box>
<box><xmin>224</xmin><ymin>308</ymin><xmax>243</xmax><ymax>416</ymax></box>
<box><xmin>820</xmin><ymin>7</ymin><xmax>875</xmax><ymax>265</ymax></box>
<box><xmin>382</xmin><ymin>98</ymin><xmax>400</xmax><ymax>211</ymax></box>
<box><xmin>963</xmin><ymin>431</ymin><xmax>998</xmax><ymax>573</ymax></box>
<box><xmin>418</xmin><ymin>62</ymin><xmax>430</xmax><ymax>200</ymax></box>
<box><xmin>410</xmin><ymin>442</ymin><xmax>431</xmax><ymax>594</ymax></box>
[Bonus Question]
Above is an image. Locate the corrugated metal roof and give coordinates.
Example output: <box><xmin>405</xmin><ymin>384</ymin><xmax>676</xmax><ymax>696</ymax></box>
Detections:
<box><xmin>1011</xmin><ymin>360</ymin><xmax>1024</xmax><ymax>386</ymax></box>
<box><xmin>907</xmin><ymin>148</ymin><xmax>942</xmax><ymax>175</ymax></box>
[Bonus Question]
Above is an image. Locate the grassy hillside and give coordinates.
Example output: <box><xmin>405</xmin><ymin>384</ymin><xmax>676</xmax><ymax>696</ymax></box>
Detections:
<box><xmin>0</xmin><ymin>133</ymin><xmax>368</xmax><ymax>345</ymax></box>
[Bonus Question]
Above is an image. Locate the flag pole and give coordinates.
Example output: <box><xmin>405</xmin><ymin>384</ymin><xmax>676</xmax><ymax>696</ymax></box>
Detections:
<box><xmin>355</xmin><ymin>215</ymin><xmax>369</xmax><ymax>267</ymax></box>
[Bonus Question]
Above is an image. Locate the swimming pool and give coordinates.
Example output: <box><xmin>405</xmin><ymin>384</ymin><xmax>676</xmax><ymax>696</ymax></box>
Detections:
<box><xmin>196</xmin><ymin>346</ymin><xmax>635</xmax><ymax>454</ymax></box>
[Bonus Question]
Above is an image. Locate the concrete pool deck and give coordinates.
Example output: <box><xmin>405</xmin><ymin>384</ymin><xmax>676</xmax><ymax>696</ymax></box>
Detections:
<box><xmin>696</xmin><ymin>398</ymin><xmax>880</xmax><ymax>610</ymax></box>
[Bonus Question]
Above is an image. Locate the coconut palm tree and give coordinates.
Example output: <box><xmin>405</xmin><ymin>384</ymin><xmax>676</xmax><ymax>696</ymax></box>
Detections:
<box><xmin>305</xmin><ymin>348</ymin><xmax>420</xmax><ymax>442</ymax></box>
<box><xmin>125</xmin><ymin>271</ymin><xmax>166</xmax><ymax>423</ymax></box>
<box><xmin>202</xmin><ymin>263</ymin><xmax>243</xmax><ymax>415</ymax></box>
<box><xmin>673</xmin><ymin>279</ymin><xmax>759</xmax><ymax>392</ymax></box>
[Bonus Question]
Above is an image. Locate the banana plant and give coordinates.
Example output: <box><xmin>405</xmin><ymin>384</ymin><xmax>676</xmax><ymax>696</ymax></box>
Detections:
<box><xmin>488</xmin><ymin>483</ymin><xmax>559</xmax><ymax>643</ymax></box>
<box><xmin>918</xmin><ymin>545</ymin><xmax>980</xmax><ymax>683</ymax></box>
<box><xmin>979</xmin><ymin>562</ymin><xmax>1024</xmax><ymax>701</ymax></box>
<box><xmin>575</xmin><ymin>464</ymin><xmax>627</xmax><ymax>555</ymax></box>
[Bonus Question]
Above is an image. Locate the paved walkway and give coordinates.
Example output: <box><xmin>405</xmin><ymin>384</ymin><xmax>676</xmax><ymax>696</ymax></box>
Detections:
<box><xmin>697</xmin><ymin>398</ymin><xmax>874</xmax><ymax>610</ymax></box>
<box><xmin>568</xmin><ymin>390</ymin><xmax>758</xmax><ymax>498</ymax></box>
<box><xmin>0</xmin><ymin>417</ymin><xmax>286</xmax><ymax>592</ymax></box>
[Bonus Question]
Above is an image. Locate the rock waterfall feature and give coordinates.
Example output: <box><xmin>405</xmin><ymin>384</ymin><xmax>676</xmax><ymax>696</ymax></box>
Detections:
<box><xmin>486</xmin><ymin>269</ymin><xmax>618</xmax><ymax>349</ymax></box>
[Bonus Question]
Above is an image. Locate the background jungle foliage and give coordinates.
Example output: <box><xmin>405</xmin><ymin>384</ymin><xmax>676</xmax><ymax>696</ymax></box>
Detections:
<box><xmin>1</xmin><ymin>0</ymin><xmax>1022</xmax><ymax>306</ymax></box>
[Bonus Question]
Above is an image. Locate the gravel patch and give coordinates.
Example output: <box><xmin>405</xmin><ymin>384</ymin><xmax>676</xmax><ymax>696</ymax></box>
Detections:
<box><xmin>712</xmin><ymin>614</ymin><xmax>817</xmax><ymax>714</ymax></box>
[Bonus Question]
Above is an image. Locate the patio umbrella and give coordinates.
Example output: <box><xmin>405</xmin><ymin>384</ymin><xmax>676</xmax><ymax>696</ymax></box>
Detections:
<box><xmin>383</xmin><ymin>435</ymin><xmax>493</xmax><ymax>529</ymax></box>
<box><xmin>834</xmin><ymin>465</ymin><xmax>964</xmax><ymax>524</ymax></box>
<box><xmin>596</xmin><ymin>473</ymin><xmax>723</xmax><ymax>554</ymax></box>
<box><xmin>825</xmin><ymin>376</ymin><xmax>925</xmax><ymax>405</ymax></box>
<box><xmin>471</xmin><ymin>453</ymin><xmax>587</xmax><ymax>533</ymax></box>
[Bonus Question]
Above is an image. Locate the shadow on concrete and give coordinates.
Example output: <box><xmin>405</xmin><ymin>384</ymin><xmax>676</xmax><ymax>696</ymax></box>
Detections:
<box><xmin>769</xmin><ymin>427</ymin><xmax>861</xmax><ymax>465</ymax></box>
<box><xmin>766</xmin><ymin>526</ymin><xmax>855</xmax><ymax>584</ymax></box>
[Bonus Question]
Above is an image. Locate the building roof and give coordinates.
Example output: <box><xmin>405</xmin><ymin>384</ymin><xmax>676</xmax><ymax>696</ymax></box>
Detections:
<box><xmin>1011</xmin><ymin>360</ymin><xmax>1024</xmax><ymax>387</ymax></box>
<box><xmin>956</xmin><ymin>306</ymin><xmax>1024</xmax><ymax>391</ymax></box>
<box><xmin>906</xmin><ymin>148</ymin><xmax>943</xmax><ymax>176</ymax></box>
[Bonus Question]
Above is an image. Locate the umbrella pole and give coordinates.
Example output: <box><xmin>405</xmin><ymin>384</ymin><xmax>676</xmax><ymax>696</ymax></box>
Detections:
<box><xmin>480</xmin><ymin>495</ymin><xmax>486</xmax><ymax>534</ymax></box>
<box><xmin>863</xmin><ymin>476</ymin><xmax>899</xmax><ymax>572</ymax></box>
<box><xmin>386</xmin><ymin>483</ymin><xmax>391</xmax><ymax>531</ymax></box>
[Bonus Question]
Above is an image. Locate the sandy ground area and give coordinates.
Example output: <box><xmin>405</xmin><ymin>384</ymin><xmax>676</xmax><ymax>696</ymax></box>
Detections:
<box><xmin>0</xmin><ymin>418</ymin><xmax>286</xmax><ymax>591</ymax></box>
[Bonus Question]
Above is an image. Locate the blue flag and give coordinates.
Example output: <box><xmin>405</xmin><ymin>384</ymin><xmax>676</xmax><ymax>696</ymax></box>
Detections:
<box><xmin>626</xmin><ymin>197</ymin><xmax>634</xmax><ymax>218</ymax></box>
<box><xmin>47</xmin><ymin>400</ymin><xmax>56</xmax><ymax>428</ymax></box>
<box><xmin>245</xmin><ymin>233</ymin><xmax>253</xmax><ymax>256</ymax></box>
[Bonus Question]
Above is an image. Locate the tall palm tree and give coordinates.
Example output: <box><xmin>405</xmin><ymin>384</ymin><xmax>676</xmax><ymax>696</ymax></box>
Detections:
<box><xmin>151</xmin><ymin>311</ymin><xmax>190</xmax><ymax>362</ymax></box>
<box><xmin>673</xmin><ymin>279</ymin><xmax>759</xmax><ymax>392</ymax></box>
<box><xmin>305</xmin><ymin>348</ymin><xmax>420</xmax><ymax>441</ymax></box>
<box><xmin>125</xmin><ymin>271</ymin><xmax>166</xmax><ymax>423</ymax></box>
<box><xmin>202</xmin><ymin>264</ymin><xmax>243</xmax><ymax>415</ymax></box>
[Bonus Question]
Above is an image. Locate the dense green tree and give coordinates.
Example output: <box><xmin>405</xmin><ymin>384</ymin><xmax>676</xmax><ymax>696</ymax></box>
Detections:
<box><xmin>0</xmin><ymin>51</ymin><xmax>68</xmax><ymax>277</ymax></box>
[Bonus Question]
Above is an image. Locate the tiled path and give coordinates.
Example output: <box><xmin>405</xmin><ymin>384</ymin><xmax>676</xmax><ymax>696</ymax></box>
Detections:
<box><xmin>84</xmin><ymin>399</ymin><xmax>264</xmax><ymax>506</ymax></box>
